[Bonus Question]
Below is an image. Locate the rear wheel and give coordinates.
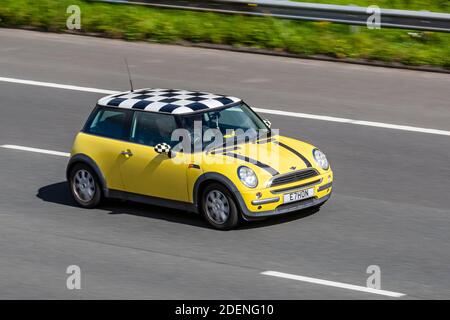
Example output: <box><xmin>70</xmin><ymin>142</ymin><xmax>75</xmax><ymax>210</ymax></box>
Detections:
<box><xmin>201</xmin><ymin>183</ymin><xmax>239</xmax><ymax>230</ymax></box>
<box><xmin>69</xmin><ymin>163</ymin><xmax>102</xmax><ymax>208</ymax></box>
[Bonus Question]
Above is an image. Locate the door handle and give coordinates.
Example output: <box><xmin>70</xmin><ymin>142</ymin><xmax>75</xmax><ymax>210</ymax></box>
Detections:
<box><xmin>120</xmin><ymin>150</ymin><xmax>133</xmax><ymax>157</ymax></box>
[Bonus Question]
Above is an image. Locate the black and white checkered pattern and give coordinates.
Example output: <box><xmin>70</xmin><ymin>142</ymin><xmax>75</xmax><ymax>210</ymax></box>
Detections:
<box><xmin>97</xmin><ymin>88</ymin><xmax>241</xmax><ymax>114</ymax></box>
<box><xmin>154</xmin><ymin>142</ymin><xmax>171</xmax><ymax>154</ymax></box>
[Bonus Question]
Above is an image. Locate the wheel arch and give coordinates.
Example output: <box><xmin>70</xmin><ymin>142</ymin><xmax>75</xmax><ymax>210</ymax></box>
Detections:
<box><xmin>66</xmin><ymin>154</ymin><xmax>108</xmax><ymax>197</ymax></box>
<box><xmin>193</xmin><ymin>172</ymin><xmax>246</xmax><ymax>215</ymax></box>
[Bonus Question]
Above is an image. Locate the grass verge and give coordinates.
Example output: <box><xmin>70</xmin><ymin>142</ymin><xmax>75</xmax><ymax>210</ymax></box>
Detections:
<box><xmin>0</xmin><ymin>0</ymin><xmax>449</xmax><ymax>69</ymax></box>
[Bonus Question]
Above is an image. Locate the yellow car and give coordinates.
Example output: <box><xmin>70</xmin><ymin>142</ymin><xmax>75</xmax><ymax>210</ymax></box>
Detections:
<box><xmin>67</xmin><ymin>88</ymin><xmax>333</xmax><ymax>230</ymax></box>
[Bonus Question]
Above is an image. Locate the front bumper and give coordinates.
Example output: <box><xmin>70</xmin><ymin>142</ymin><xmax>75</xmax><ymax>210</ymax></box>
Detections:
<box><xmin>242</xmin><ymin>193</ymin><xmax>331</xmax><ymax>219</ymax></box>
<box><xmin>234</xmin><ymin>171</ymin><xmax>333</xmax><ymax>219</ymax></box>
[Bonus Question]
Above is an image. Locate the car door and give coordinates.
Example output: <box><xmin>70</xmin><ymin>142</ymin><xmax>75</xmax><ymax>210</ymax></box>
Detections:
<box><xmin>119</xmin><ymin>111</ymin><xmax>190</xmax><ymax>202</ymax></box>
<box><xmin>82</xmin><ymin>107</ymin><xmax>132</xmax><ymax>191</ymax></box>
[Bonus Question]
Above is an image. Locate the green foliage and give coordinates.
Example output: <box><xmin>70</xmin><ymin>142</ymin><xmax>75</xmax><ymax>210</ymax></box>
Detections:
<box><xmin>292</xmin><ymin>0</ymin><xmax>449</xmax><ymax>13</ymax></box>
<box><xmin>0</xmin><ymin>0</ymin><xmax>449</xmax><ymax>68</ymax></box>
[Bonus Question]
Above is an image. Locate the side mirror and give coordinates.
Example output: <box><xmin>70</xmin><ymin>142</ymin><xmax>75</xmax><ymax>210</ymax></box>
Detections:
<box><xmin>154</xmin><ymin>143</ymin><xmax>175</xmax><ymax>158</ymax></box>
<box><xmin>263</xmin><ymin>119</ymin><xmax>271</xmax><ymax>128</ymax></box>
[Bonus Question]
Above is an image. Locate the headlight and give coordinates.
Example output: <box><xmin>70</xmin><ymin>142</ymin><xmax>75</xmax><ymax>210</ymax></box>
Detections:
<box><xmin>313</xmin><ymin>149</ymin><xmax>329</xmax><ymax>170</ymax></box>
<box><xmin>238</xmin><ymin>166</ymin><xmax>258</xmax><ymax>188</ymax></box>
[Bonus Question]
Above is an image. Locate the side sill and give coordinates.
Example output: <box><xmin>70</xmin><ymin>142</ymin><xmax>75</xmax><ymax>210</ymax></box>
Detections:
<box><xmin>107</xmin><ymin>189</ymin><xmax>198</xmax><ymax>213</ymax></box>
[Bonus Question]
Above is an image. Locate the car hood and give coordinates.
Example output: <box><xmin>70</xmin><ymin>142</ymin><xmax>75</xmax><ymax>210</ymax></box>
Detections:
<box><xmin>205</xmin><ymin>135</ymin><xmax>318</xmax><ymax>178</ymax></box>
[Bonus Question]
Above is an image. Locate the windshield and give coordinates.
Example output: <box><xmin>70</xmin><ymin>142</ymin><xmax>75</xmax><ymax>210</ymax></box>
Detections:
<box><xmin>177</xmin><ymin>103</ymin><xmax>270</xmax><ymax>151</ymax></box>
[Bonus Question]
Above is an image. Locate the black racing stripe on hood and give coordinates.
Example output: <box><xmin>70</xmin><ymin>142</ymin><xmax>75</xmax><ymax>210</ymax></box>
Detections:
<box><xmin>275</xmin><ymin>141</ymin><xmax>312</xmax><ymax>168</ymax></box>
<box><xmin>208</xmin><ymin>145</ymin><xmax>241</xmax><ymax>155</ymax></box>
<box><xmin>256</xmin><ymin>137</ymin><xmax>275</xmax><ymax>144</ymax></box>
<box><xmin>223</xmin><ymin>152</ymin><xmax>279</xmax><ymax>176</ymax></box>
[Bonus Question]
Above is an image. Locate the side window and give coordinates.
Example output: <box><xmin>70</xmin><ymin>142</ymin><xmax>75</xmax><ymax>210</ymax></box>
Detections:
<box><xmin>130</xmin><ymin>112</ymin><xmax>178</xmax><ymax>147</ymax></box>
<box><xmin>85</xmin><ymin>108</ymin><xmax>129</xmax><ymax>140</ymax></box>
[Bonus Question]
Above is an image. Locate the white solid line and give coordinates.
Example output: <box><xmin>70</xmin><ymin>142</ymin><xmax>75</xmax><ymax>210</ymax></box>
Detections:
<box><xmin>1</xmin><ymin>145</ymin><xmax>70</xmax><ymax>157</ymax></box>
<box><xmin>253</xmin><ymin>108</ymin><xmax>450</xmax><ymax>137</ymax></box>
<box><xmin>0</xmin><ymin>76</ymin><xmax>118</xmax><ymax>95</ymax></box>
<box><xmin>261</xmin><ymin>271</ymin><xmax>406</xmax><ymax>298</ymax></box>
<box><xmin>1</xmin><ymin>75</ymin><xmax>449</xmax><ymax>137</ymax></box>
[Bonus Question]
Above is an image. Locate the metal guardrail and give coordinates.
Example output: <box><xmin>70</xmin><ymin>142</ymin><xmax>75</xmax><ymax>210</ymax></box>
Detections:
<box><xmin>96</xmin><ymin>0</ymin><xmax>450</xmax><ymax>32</ymax></box>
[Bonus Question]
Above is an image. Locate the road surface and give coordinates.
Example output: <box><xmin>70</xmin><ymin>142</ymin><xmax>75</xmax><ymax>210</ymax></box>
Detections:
<box><xmin>0</xmin><ymin>29</ymin><xmax>449</xmax><ymax>299</ymax></box>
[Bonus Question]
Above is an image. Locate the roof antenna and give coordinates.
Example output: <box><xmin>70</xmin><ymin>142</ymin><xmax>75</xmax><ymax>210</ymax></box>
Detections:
<box><xmin>124</xmin><ymin>58</ymin><xmax>134</xmax><ymax>92</ymax></box>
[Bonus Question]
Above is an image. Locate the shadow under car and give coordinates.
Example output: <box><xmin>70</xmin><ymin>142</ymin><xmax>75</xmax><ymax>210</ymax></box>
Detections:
<box><xmin>36</xmin><ymin>181</ymin><xmax>320</xmax><ymax>230</ymax></box>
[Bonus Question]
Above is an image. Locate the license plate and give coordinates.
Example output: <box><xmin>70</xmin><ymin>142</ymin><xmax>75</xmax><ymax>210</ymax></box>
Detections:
<box><xmin>283</xmin><ymin>188</ymin><xmax>315</xmax><ymax>204</ymax></box>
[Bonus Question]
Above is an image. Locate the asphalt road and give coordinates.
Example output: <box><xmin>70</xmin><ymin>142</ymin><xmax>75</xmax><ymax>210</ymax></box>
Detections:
<box><xmin>0</xmin><ymin>29</ymin><xmax>449</xmax><ymax>299</ymax></box>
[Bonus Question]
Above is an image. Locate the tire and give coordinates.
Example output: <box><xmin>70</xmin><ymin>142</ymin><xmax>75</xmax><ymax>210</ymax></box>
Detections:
<box><xmin>69</xmin><ymin>163</ymin><xmax>102</xmax><ymax>208</ymax></box>
<box><xmin>201</xmin><ymin>183</ymin><xmax>240</xmax><ymax>230</ymax></box>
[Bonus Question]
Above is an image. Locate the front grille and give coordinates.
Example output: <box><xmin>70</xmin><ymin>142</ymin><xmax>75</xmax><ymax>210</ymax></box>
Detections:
<box><xmin>271</xmin><ymin>178</ymin><xmax>322</xmax><ymax>194</ymax></box>
<box><xmin>269</xmin><ymin>168</ymin><xmax>318</xmax><ymax>187</ymax></box>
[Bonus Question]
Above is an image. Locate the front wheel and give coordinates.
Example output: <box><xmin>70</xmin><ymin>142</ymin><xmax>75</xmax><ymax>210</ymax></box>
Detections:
<box><xmin>69</xmin><ymin>163</ymin><xmax>102</xmax><ymax>208</ymax></box>
<box><xmin>201</xmin><ymin>183</ymin><xmax>240</xmax><ymax>230</ymax></box>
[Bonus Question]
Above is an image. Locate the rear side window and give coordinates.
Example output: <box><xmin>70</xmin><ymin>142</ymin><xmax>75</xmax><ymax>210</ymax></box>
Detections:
<box><xmin>130</xmin><ymin>111</ymin><xmax>178</xmax><ymax>147</ymax></box>
<box><xmin>85</xmin><ymin>108</ymin><xmax>129</xmax><ymax>140</ymax></box>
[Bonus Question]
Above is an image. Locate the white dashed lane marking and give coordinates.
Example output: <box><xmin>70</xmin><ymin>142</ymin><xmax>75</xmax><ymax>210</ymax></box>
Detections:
<box><xmin>0</xmin><ymin>145</ymin><xmax>70</xmax><ymax>157</ymax></box>
<box><xmin>1</xmin><ymin>76</ymin><xmax>450</xmax><ymax>136</ymax></box>
<box><xmin>0</xmin><ymin>76</ymin><xmax>117</xmax><ymax>94</ymax></box>
<box><xmin>254</xmin><ymin>108</ymin><xmax>450</xmax><ymax>136</ymax></box>
<box><xmin>261</xmin><ymin>271</ymin><xmax>406</xmax><ymax>298</ymax></box>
